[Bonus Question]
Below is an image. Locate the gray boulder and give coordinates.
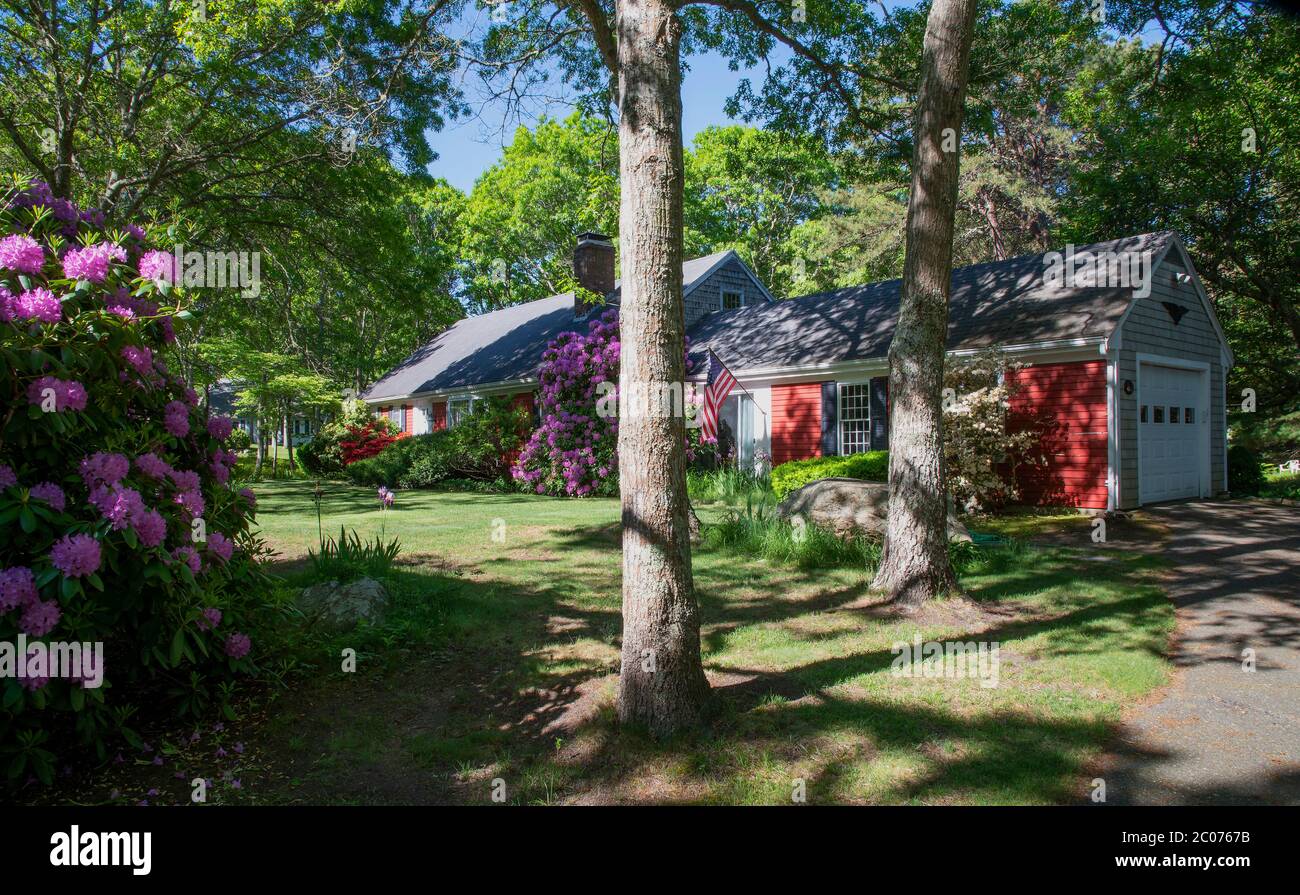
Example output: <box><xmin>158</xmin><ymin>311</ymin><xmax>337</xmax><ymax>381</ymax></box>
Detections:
<box><xmin>298</xmin><ymin>576</ymin><xmax>389</xmax><ymax>630</ymax></box>
<box><xmin>776</xmin><ymin>477</ymin><xmax>972</xmax><ymax>543</ymax></box>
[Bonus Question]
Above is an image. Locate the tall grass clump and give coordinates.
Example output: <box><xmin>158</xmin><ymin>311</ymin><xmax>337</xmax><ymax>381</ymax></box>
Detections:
<box><xmin>308</xmin><ymin>527</ymin><xmax>400</xmax><ymax>583</ymax></box>
<box><xmin>704</xmin><ymin>497</ymin><xmax>882</xmax><ymax>570</ymax></box>
<box><xmin>687</xmin><ymin>466</ymin><xmax>774</xmax><ymax>506</ymax></box>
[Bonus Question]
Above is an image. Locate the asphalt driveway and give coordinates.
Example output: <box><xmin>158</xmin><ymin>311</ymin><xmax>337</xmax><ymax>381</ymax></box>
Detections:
<box><xmin>1100</xmin><ymin>500</ymin><xmax>1300</xmax><ymax>805</ymax></box>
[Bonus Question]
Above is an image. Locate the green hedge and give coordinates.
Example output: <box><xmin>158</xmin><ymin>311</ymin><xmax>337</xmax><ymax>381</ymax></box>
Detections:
<box><xmin>770</xmin><ymin>451</ymin><xmax>889</xmax><ymax>500</ymax></box>
<box><xmin>345</xmin><ymin>398</ymin><xmax>527</xmax><ymax>490</ymax></box>
<box><xmin>1227</xmin><ymin>444</ymin><xmax>1266</xmax><ymax>494</ymax></box>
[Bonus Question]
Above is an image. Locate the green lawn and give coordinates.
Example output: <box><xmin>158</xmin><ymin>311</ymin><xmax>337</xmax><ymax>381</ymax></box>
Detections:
<box><xmin>203</xmin><ymin>481</ymin><xmax>1176</xmax><ymax>804</ymax></box>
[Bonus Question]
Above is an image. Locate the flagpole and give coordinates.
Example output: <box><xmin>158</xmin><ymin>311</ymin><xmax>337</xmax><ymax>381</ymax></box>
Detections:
<box><xmin>709</xmin><ymin>350</ymin><xmax>766</xmax><ymax>417</ymax></box>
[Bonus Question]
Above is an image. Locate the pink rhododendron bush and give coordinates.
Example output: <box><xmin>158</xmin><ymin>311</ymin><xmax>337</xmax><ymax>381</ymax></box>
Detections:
<box><xmin>512</xmin><ymin>309</ymin><xmax>713</xmax><ymax>496</ymax></box>
<box><xmin>0</xmin><ymin>179</ymin><xmax>276</xmax><ymax>783</ymax></box>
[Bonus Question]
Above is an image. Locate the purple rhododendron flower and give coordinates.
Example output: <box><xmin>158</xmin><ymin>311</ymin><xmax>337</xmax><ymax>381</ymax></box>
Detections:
<box><xmin>62</xmin><ymin>243</ymin><xmax>125</xmax><ymax>283</ymax></box>
<box><xmin>168</xmin><ymin>468</ymin><xmax>201</xmax><ymax>492</ymax></box>
<box><xmin>3</xmin><ymin>287</ymin><xmax>61</xmax><ymax>324</ymax></box>
<box><xmin>89</xmin><ymin>484</ymin><xmax>146</xmax><ymax>530</ymax></box>
<box><xmin>0</xmin><ymin>234</ymin><xmax>44</xmax><ymax>274</ymax></box>
<box><xmin>0</xmin><ymin>464</ymin><xmax>15</xmax><ymax>489</ymax></box>
<box><xmin>206</xmin><ymin>532</ymin><xmax>234</xmax><ymax>564</ymax></box>
<box><xmin>197</xmin><ymin>607</ymin><xmax>222</xmax><ymax>631</ymax></box>
<box><xmin>207</xmin><ymin>416</ymin><xmax>234</xmax><ymax>441</ymax></box>
<box><xmin>224</xmin><ymin>633</ymin><xmax>251</xmax><ymax>660</ymax></box>
<box><xmin>172</xmin><ymin>545</ymin><xmax>201</xmax><ymax>574</ymax></box>
<box><xmin>238</xmin><ymin>487</ymin><xmax>257</xmax><ymax>507</ymax></box>
<box><xmin>29</xmin><ymin>481</ymin><xmax>66</xmax><ymax>512</ymax></box>
<box><xmin>121</xmin><ymin>345</ymin><xmax>154</xmax><ymax>377</ymax></box>
<box><xmin>163</xmin><ymin>400</ymin><xmax>190</xmax><ymax>437</ymax></box>
<box><xmin>134</xmin><ymin>509</ymin><xmax>167</xmax><ymax>548</ymax></box>
<box><xmin>19</xmin><ymin>599</ymin><xmax>61</xmax><ymax>637</ymax></box>
<box><xmin>137</xmin><ymin>249</ymin><xmax>175</xmax><ymax>282</ymax></box>
<box><xmin>173</xmin><ymin>489</ymin><xmax>204</xmax><ymax>519</ymax></box>
<box><xmin>26</xmin><ymin>377</ymin><xmax>87</xmax><ymax>412</ymax></box>
<box><xmin>135</xmin><ymin>452</ymin><xmax>172</xmax><ymax>480</ymax></box>
<box><xmin>50</xmin><ymin>534</ymin><xmax>102</xmax><ymax>578</ymax></box>
<box><xmin>79</xmin><ymin>451</ymin><xmax>130</xmax><ymax>488</ymax></box>
<box><xmin>210</xmin><ymin>459</ymin><xmax>230</xmax><ymax>485</ymax></box>
<box><xmin>0</xmin><ymin>566</ymin><xmax>38</xmax><ymax>612</ymax></box>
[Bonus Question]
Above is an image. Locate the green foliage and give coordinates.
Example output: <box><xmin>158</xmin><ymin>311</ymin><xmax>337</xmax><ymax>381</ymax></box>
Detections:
<box><xmin>686</xmin><ymin>466</ymin><xmax>774</xmax><ymax>506</ymax></box>
<box><xmin>309</xmin><ymin>528</ymin><xmax>401</xmax><ymax>584</ymax></box>
<box><xmin>705</xmin><ymin>497</ymin><xmax>882</xmax><ymax>571</ymax></box>
<box><xmin>1231</xmin><ymin>410</ymin><xmax>1300</xmax><ymax>464</ymax></box>
<box><xmin>298</xmin><ymin>401</ymin><xmax>387</xmax><ymax>477</ymax></box>
<box><xmin>344</xmin><ymin>399</ymin><xmax>528</xmax><ymax>490</ymax></box>
<box><xmin>225</xmin><ymin>427</ymin><xmax>253</xmax><ymax>453</ymax></box>
<box><xmin>460</xmin><ymin>113</ymin><xmax>619</xmax><ymax>311</ymax></box>
<box><xmin>770</xmin><ymin>452</ymin><xmax>889</xmax><ymax>500</ymax></box>
<box><xmin>684</xmin><ymin>126</ymin><xmax>840</xmax><ymax>296</ymax></box>
<box><xmin>1227</xmin><ymin>444</ymin><xmax>1266</xmax><ymax>495</ymax></box>
<box><xmin>1261</xmin><ymin>471</ymin><xmax>1300</xmax><ymax>502</ymax></box>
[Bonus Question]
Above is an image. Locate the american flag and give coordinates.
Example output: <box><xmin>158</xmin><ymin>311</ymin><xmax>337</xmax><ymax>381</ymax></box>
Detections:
<box><xmin>700</xmin><ymin>349</ymin><xmax>738</xmax><ymax>442</ymax></box>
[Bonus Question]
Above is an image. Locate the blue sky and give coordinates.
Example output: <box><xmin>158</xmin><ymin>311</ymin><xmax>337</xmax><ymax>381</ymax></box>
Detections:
<box><xmin>425</xmin><ymin>48</ymin><xmax>784</xmax><ymax>193</ymax></box>
<box><xmin>424</xmin><ymin>2</ymin><xmax>1159</xmax><ymax>194</ymax></box>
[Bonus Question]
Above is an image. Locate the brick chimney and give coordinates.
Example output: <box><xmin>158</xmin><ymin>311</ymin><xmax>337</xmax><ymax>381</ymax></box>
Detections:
<box><xmin>573</xmin><ymin>232</ymin><xmax>614</xmax><ymax>317</ymax></box>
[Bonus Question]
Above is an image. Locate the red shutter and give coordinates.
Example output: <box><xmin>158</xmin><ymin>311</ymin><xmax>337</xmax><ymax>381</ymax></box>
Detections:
<box><xmin>402</xmin><ymin>405</ymin><xmax>412</xmax><ymax>434</ymax></box>
<box><xmin>1006</xmin><ymin>360</ymin><xmax>1108</xmax><ymax>509</ymax></box>
<box><xmin>432</xmin><ymin>402</ymin><xmax>447</xmax><ymax>431</ymax></box>
<box><xmin>771</xmin><ymin>383</ymin><xmax>824</xmax><ymax>465</ymax></box>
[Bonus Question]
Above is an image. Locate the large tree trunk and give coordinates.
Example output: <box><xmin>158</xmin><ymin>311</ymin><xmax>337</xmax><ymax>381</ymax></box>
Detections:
<box><xmin>872</xmin><ymin>0</ymin><xmax>978</xmax><ymax>608</ymax></box>
<box><xmin>614</xmin><ymin>0</ymin><xmax>710</xmax><ymax>736</ymax></box>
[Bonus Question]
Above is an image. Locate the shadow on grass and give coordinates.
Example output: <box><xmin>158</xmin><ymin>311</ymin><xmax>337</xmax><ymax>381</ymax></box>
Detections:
<box><xmin>235</xmin><ymin>514</ymin><xmax>1172</xmax><ymax>805</ymax></box>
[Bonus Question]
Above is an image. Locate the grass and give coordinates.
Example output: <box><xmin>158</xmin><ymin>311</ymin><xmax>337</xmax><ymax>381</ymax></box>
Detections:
<box><xmin>687</xmin><ymin>466</ymin><xmax>775</xmax><ymax>507</ymax></box>
<box><xmin>1261</xmin><ymin>469</ymin><xmax>1300</xmax><ymax>501</ymax></box>
<box><xmin>110</xmin><ymin>480</ymin><xmax>1175</xmax><ymax>806</ymax></box>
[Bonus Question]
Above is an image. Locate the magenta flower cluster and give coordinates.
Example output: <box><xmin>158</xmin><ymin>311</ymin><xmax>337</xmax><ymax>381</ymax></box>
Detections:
<box><xmin>25</xmin><ymin>376</ymin><xmax>88</xmax><ymax>412</ymax></box>
<box><xmin>62</xmin><ymin>242</ymin><xmax>127</xmax><ymax>283</ymax></box>
<box><xmin>1</xmin><ymin>179</ymin><xmax>261</xmax><ymax>717</ymax></box>
<box><xmin>512</xmin><ymin>310</ymin><xmax>621</xmax><ymax>496</ymax></box>
<box><xmin>0</xmin><ymin>234</ymin><xmax>45</xmax><ymax>274</ymax></box>
<box><xmin>1</xmin><ymin>286</ymin><xmax>61</xmax><ymax>324</ymax></box>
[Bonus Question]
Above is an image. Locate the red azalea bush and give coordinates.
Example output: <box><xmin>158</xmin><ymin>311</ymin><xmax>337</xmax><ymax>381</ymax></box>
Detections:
<box><xmin>339</xmin><ymin>418</ymin><xmax>401</xmax><ymax>464</ymax></box>
<box><xmin>0</xmin><ymin>178</ymin><xmax>277</xmax><ymax>782</ymax></box>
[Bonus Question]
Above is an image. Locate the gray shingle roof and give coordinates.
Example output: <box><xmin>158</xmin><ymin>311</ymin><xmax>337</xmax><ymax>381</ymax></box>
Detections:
<box><xmin>363</xmin><ymin>250</ymin><xmax>735</xmax><ymax>401</ymax></box>
<box><xmin>688</xmin><ymin>232</ymin><xmax>1173</xmax><ymax>372</ymax></box>
<box><xmin>364</xmin><ymin>233</ymin><xmax>1172</xmax><ymax>401</ymax></box>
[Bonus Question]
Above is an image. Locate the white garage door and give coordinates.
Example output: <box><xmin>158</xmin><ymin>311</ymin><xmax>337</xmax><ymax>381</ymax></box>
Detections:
<box><xmin>1139</xmin><ymin>363</ymin><xmax>1204</xmax><ymax>503</ymax></box>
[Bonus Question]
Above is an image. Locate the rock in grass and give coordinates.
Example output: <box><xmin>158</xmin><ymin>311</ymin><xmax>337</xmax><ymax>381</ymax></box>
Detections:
<box><xmin>298</xmin><ymin>577</ymin><xmax>389</xmax><ymax>630</ymax></box>
<box><xmin>776</xmin><ymin>477</ymin><xmax>972</xmax><ymax>543</ymax></box>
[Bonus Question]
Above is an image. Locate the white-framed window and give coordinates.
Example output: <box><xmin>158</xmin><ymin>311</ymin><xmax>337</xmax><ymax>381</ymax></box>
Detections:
<box><xmin>838</xmin><ymin>383</ymin><xmax>872</xmax><ymax>455</ymax></box>
<box><xmin>721</xmin><ymin>289</ymin><xmax>743</xmax><ymax>310</ymax></box>
<box><xmin>448</xmin><ymin>397</ymin><xmax>473</xmax><ymax>428</ymax></box>
<box><xmin>388</xmin><ymin>406</ymin><xmax>402</xmax><ymax>430</ymax></box>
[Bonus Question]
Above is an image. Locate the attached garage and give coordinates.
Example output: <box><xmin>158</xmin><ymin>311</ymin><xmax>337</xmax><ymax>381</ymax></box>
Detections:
<box><xmin>1136</xmin><ymin>358</ymin><xmax>1210</xmax><ymax>503</ymax></box>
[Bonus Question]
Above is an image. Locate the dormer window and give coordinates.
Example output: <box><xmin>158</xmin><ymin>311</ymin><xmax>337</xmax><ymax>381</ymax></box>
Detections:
<box><xmin>722</xmin><ymin>289</ymin><xmax>743</xmax><ymax>310</ymax></box>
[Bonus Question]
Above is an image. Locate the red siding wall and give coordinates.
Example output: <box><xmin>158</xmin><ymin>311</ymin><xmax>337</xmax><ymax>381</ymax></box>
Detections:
<box><xmin>431</xmin><ymin>402</ymin><xmax>447</xmax><ymax>431</ymax></box>
<box><xmin>1006</xmin><ymin>360</ymin><xmax>1108</xmax><ymax>509</ymax></box>
<box><xmin>402</xmin><ymin>405</ymin><xmax>412</xmax><ymax>434</ymax></box>
<box><xmin>511</xmin><ymin>392</ymin><xmax>534</xmax><ymax>415</ymax></box>
<box><xmin>772</xmin><ymin>383</ymin><xmax>823</xmax><ymax>465</ymax></box>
